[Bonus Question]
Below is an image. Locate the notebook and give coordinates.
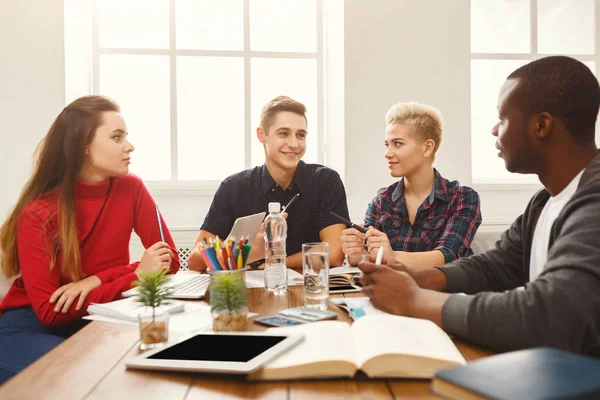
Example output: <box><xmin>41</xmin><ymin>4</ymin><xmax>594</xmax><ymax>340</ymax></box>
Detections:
<box><xmin>87</xmin><ymin>297</ymin><xmax>186</xmax><ymax>322</ymax></box>
<box><xmin>331</xmin><ymin>296</ymin><xmax>386</xmax><ymax>320</ymax></box>
<box><xmin>249</xmin><ymin>314</ymin><xmax>465</xmax><ymax>380</ymax></box>
<box><xmin>430</xmin><ymin>347</ymin><xmax>600</xmax><ymax>400</ymax></box>
<box><xmin>329</xmin><ymin>266</ymin><xmax>361</xmax><ymax>286</ymax></box>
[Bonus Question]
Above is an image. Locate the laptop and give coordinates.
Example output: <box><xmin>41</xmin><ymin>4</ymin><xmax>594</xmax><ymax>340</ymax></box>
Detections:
<box><xmin>122</xmin><ymin>272</ymin><xmax>210</xmax><ymax>300</ymax></box>
<box><xmin>122</xmin><ymin>212</ymin><xmax>266</xmax><ymax>299</ymax></box>
<box><xmin>226</xmin><ymin>211</ymin><xmax>266</xmax><ymax>242</ymax></box>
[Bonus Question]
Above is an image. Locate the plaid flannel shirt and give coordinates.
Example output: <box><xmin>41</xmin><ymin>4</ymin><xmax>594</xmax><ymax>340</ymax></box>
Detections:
<box><xmin>364</xmin><ymin>169</ymin><xmax>481</xmax><ymax>263</ymax></box>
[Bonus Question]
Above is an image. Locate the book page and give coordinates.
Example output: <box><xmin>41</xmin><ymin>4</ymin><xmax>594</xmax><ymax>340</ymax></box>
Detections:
<box><xmin>264</xmin><ymin>321</ymin><xmax>356</xmax><ymax>368</ymax></box>
<box><xmin>329</xmin><ymin>266</ymin><xmax>360</xmax><ymax>275</ymax></box>
<box><xmin>351</xmin><ymin>314</ymin><xmax>466</xmax><ymax>368</ymax></box>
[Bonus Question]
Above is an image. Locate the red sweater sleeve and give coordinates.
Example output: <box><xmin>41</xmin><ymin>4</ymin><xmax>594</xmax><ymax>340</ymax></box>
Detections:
<box><xmin>17</xmin><ymin>208</ymin><xmax>139</xmax><ymax>328</ymax></box>
<box><xmin>131</xmin><ymin>176</ymin><xmax>180</xmax><ymax>274</ymax></box>
<box><xmin>91</xmin><ymin>177</ymin><xmax>179</xmax><ymax>283</ymax></box>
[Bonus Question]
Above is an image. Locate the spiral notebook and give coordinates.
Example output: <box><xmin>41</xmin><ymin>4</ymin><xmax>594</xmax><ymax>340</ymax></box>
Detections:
<box><xmin>87</xmin><ymin>297</ymin><xmax>185</xmax><ymax>322</ymax></box>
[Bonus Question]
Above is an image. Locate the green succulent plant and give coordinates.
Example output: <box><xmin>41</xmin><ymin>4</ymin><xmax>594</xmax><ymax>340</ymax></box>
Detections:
<box><xmin>133</xmin><ymin>269</ymin><xmax>173</xmax><ymax>321</ymax></box>
<box><xmin>210</xmin><ymin>271</ymin><xmax>247</xmax><ymax>313</ymax></box>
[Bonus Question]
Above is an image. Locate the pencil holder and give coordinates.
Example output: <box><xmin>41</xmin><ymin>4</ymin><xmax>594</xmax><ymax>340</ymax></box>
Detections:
<box><xmin>209</xmin><ymin>268</ymin><xmax>248</xmax><ymax>332</ymax></box>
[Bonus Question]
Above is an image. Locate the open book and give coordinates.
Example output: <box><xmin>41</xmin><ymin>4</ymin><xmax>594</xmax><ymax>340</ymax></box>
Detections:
<box><xmin>329</xmin><ymin>266</ymin><xmax>361</xmax><ymax>286</ymax></box>
<box><xmin>249</xmin><ymin>314</ymin><xmax>465</xmax><ymax>380</ymax></box>
<box><xmin>329</xmin><ymin>273</ymin><xmax>360</xmax><ymax>286</ymax></box>
<box><xmin>87</xmin><ymin>297</ymin><xmax>185</xmax><ymax>322</ymax></box>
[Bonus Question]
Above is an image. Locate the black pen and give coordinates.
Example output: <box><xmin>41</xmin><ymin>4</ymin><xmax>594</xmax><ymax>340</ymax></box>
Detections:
<box><xmin>329</xmin><ymin>211</ymin><xmax>368</xmax><ymax>234</ymax></box>
<box><xmin>282</xmin><ymin>193</ymin><xmax>300</xmax><ymax>212</ymax></box>
<box><xmin>248</xmin><ymin>258</ymin><xmax>265</xmax><ymax>270</ymax></box>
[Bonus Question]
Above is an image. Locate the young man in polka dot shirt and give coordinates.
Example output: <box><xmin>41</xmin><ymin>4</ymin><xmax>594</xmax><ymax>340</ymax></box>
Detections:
<box><xmin>188</xmin><ymin>96</ymin><xmax>350</xmax><ymax>271</ymax></box>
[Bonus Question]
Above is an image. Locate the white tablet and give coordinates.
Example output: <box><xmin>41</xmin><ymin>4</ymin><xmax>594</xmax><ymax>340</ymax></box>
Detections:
<box><xmin>227</xmin><ymin>211</ymin><xmax>266</xmax><ymax>242</ymax></box>
<box><xmin>126</xmin><ymin>331</ymin><xmax>303</xmax><ymax>374</ymax></box>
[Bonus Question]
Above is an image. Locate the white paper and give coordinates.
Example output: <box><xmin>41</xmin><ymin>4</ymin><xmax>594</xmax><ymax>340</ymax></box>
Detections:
<box><xmin>245</xmin><ymin>269</ymin><xmax>304</xmax><ymax>289</ymax></box>
<box><xmin>83</xmin><ymin>302</ymin><xmax>258</xmax><ymax>340</ymax></box>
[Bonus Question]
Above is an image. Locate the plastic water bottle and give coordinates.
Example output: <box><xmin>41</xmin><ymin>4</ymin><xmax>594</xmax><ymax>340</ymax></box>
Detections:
<box><xmin>264</xmin><ymin>202</ymin><xmax>287</xmax><ymax>293</ymax></box>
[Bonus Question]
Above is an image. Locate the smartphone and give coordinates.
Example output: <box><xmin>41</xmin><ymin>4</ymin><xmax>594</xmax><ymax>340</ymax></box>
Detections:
<box><xmin>254</xmin><ymin>315</ymin><xmax>304</xmax><ymax>327</ymax></box>
<box><xmin>329</xmin><ymin>285</ymin><xmax>362</xmax><ymax>294</ymax></box>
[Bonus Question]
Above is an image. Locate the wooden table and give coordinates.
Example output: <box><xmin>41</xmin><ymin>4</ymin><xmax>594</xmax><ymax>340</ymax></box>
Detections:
<box><xmin>0</xmin><ymin>286</ymin><xmax>493</xmax><ymax>400</ymax></box>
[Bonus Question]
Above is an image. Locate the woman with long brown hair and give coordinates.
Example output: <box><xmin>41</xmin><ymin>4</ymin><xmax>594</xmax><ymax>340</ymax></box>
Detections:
<box><xmin>0</xmin><ymin>95</ymin><xmax>179</xmax><ymax>383</ymax></box>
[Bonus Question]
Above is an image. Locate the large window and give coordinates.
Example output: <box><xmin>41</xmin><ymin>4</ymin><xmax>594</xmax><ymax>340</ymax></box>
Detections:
<box><xmin>65</xmin><ymin>0</ymin><xmax>324</xmax><ymax>181</ymax></box>
<box><xmin>470</xmin><ymin>0</ymin><xmax>599</xmax><ymax>184</ymax></box>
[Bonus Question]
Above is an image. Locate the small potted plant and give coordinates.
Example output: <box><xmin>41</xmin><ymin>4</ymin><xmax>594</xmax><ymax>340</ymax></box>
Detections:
<box><xmin>134</xmin><ymin>269</ymin><xmax>173</xmax><ymax>350</ymax></box>
<box><xmin>209</xmin><ymin>268</ymin><xmax>248</xmax><ymax>331</ymax></box>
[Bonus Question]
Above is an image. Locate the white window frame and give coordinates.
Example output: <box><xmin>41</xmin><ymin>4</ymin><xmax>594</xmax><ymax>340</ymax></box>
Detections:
<box><xmin>90</xmin><ymin>0</ymin><xmax>326</xmax><ymax>192</ymax></box>
<box><xmin>470</xmin><ymin>0</ymin><xmax>600</xmax><ymax>193</ymax></box>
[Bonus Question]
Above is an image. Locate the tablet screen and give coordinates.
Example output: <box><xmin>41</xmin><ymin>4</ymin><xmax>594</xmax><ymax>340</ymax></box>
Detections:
<box><xmin>148</xmin><ymin>334</ymin><xmax>287</xmax><ymax>363</ymax></box>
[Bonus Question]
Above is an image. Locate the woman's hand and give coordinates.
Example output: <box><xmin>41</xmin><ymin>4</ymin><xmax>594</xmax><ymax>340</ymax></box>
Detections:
<box><xmin>340</xmin><ymin>227</ymin><xmax>367</xmax><ymax>256</ymax></box>
<box><xmin>365</xmin><ymin>227</ymin><xmax>393</xmax><ymax>256</ymax></box>
<box><xmin>136</xmin><ymin>241</ymin><xmax>173</xmax><ymax>277</ymax></box>
<box><xmin>50</xmin><ymin>275</ymin><xmax>102</xmax><ymax>313</ymax></box>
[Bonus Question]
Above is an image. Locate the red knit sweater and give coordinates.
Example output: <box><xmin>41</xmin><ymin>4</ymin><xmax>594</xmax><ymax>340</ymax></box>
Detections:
<box><xmin>0</xmin><ymin>174</ymin><xmax>179</xmax><ymax>327</ymax></box>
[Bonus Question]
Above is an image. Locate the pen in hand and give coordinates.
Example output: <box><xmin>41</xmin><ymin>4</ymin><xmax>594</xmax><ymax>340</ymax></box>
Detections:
<box><xmin>282</xmin><ymin>193</ymin><xmax>300</xmax><ymax>212</ymax></box>
<box><xmin>329</xmin><ymin>211</ymin><xmax>368</xmax><ymax>234</ymax></box>
<box><xmin>375</xmin><ymin>246</ymin><xmax>384</xmax><ymax>265</ymax></box>
<box><xmin>155</xmin><ymin>205</ymin><xmax>165</xmax><ymax>242</ymax></box>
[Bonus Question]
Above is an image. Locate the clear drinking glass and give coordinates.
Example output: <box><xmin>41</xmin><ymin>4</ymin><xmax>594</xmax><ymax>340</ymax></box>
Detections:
<box><xmin>302</xmin><ymin>242</ymin><xmax>330</xmax><ymax>311</ymax></box>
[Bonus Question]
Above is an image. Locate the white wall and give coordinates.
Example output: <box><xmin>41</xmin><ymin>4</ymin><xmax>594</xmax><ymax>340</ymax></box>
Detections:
<box><xmin>343</xmin><ymin>0</ymin><xmax>538</xmax><ymax>226</ymax></box>
<box><xmin>345</xmin><ymin>0</ymin><xmax>471</xmax><ymax>220</ymax></box>
<box><xmin>0</xmin><ymin>0</ymin><xmax>538</xmax><ymax>264</ymax></box>
<box><xmin>0</xmin><ymin>0</ymin><xmax>66</xmax><ymax>221</ymax></box>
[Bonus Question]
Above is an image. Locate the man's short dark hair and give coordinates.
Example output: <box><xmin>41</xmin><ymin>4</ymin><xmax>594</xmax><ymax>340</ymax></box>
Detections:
<box><xmin>507</xmin><ymin>56</ymin><xmax>600</xmax><ymax>144</ymax></box>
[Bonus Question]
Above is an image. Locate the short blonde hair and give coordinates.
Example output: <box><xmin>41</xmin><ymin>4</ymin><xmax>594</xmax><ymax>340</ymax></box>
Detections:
<box><xmin>385</xmin><ymin>102</ymin><xmax>443</xmax><ymax>155</ymax></box>
<box><xmin>260</xmin><ymin>96</ymin><xmax>307</xmax><ymax>132</ymax></box>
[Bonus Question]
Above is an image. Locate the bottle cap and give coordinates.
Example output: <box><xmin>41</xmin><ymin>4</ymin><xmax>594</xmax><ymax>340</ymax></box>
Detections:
<box><xmin>268</xmin><ymin>202</ymin><xmax>281</xmax><ymax>213</ymax></box>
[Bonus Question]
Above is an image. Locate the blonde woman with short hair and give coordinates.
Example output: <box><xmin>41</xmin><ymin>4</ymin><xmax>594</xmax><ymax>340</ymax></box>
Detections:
<box><xmin>342</xmin><ymin>102</ymin><xmax>481</xmax><ymax>269</ymax></box>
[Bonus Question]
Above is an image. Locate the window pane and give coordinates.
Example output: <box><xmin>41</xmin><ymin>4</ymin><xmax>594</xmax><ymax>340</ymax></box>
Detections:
<box><xmin>97</xmin><ymin>0</ymin><xmax>169</xmax><ymax>49</ymax></box>
<box><xmin>250</xmin><ymin>0</ymin><xmax>317</xmax><ymax>52</ymax></box>
<box><xmin>250</xmin><ymin>58</ymin><xmax>318</xmax><ymax>166</ymax></box>
<box><xmin>471</xmin><ymin>0</ymin><xmax>530</xmax><ymax>54</ymax></box>
<box><xmin>99</xmin><ymin>55</ymin><xmax>171</xmax><ymax>180</ymax></box>
<box><xmin>176</xmin><ymin>56</ymin><xmax>245</xmax><ymax>180</ymax></box>
<box><xmin>175</xmin><ymin>0</ymin><xmax>243</xmax><ymax>50</ymax></box>
<box><xmin>584</xmin><ymin>61</ymin><xmax>596</xmax><ymax>75</ymax></box>
<box><xmin>538</xmin><ymin>0</ymin><xmax>595</xmax><ymax>55</ymax></box>
<box><xmin>471</xmin><ymin>59</ymin><xmax>539</xmax><ymax>183</ymax></box>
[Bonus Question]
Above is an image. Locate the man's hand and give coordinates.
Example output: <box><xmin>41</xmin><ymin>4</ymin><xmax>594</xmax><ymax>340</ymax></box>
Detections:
<box><xmin>50</xmin><ymin>275</ymin><xmax>102</xmax><ymax>313</ymax></box>
<box><xmin>365</xmin><ymin>228</ymin><xmax>392</xmax><ymax>255</ymax></box>
<box><xmin>341</xmin><ymin>227</ymin><xmax>367</xmax><ymax>256</ymax></box>
<box><xmin>358</xmin><ymin>261</ymin><xmax>420</xmax><ymax>316</ymax></box>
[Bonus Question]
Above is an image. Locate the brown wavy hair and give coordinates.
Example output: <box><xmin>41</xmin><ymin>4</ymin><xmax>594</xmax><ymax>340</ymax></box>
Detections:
<box><xmin>0</xmin><ymin>95</ymin><xmax>120</xmax><ymax>280</ymax></box>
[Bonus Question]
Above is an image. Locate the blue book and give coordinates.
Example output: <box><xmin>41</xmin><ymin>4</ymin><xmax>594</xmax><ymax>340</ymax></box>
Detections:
<box><xmin>430</xmin><ymin>347</ymin><xmax>600</xmax><ymax>400</ymax></box>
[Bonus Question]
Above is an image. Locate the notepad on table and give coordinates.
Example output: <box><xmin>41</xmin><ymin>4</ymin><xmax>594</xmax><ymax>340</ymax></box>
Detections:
<box><xmin>248</xmin><ymin>314</ymin><xmax>465</xmax><ymax>380</ymax></box>
<box><xmin>328</xmin><ymin>266</ymin><xmax>361</xmax><ymax>286</ymax></box>
<box><xmin>87</xmin><ymin>297</ymin><xmax>186</xmax><ymax>323</ymax></box>
<box><xmin>331</xmin><ymin>296</ymin><xmax>386</xmax><ymax>320</ymax></box>
<box><xmin>431</xmin><ymin>347</ymin><xmax>600</xmax><ymax>400</ymax></box>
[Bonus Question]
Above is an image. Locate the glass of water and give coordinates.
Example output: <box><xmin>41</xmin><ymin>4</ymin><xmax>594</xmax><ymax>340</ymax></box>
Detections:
<box><xmin>302</xmin><ymin>242</ymin><xmax>330</xmax><ymax>311</ymax></box>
